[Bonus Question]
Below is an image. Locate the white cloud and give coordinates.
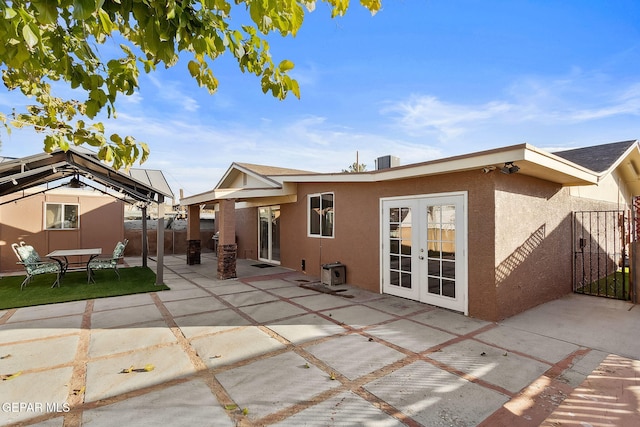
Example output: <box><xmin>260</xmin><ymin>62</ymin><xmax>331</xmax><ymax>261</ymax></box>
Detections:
<box><xmin>383</xmin><ymin>73</ymin><xmax>640</xmax><ymax>143</ymax></box>
<box><xmin>147</xmin><ymin>75</ymin><xmax>199</xmax><ymax>113</ymax></box>
<box><xmin>382</xmin><ymin>96</ymin><xmax>514</xmax><ymax>140</ymax></box>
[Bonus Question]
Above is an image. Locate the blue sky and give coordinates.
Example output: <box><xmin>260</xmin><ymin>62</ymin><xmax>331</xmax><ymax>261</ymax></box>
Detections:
<box><xmin>2</xmin><ymin>0</ymin><xmax>640</xmax><ymax>199</ymax></box>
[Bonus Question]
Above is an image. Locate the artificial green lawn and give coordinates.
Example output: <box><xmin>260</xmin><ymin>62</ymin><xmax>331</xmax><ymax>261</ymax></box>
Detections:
<box><xmin>577</xmin><ymin>268</ymin><xmax>630</xmax><ymax>300</ymax></box>
<box><xmin>0</xmin><ymin>267</ymin><xmax>169</xmax><ymax>310</ymax></box>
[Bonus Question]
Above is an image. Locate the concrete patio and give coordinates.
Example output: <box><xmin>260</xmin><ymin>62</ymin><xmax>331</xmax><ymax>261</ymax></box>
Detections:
<box><xmin>0</xmin><ymin>253</ymin><xmax>638</xmax><ymax>426</ymax></box>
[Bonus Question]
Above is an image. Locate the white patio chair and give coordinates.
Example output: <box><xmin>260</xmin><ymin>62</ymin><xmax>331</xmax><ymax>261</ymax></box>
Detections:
<box><xmin>87</xmin><ymin>239</ymin><xmax>129</xmax><ymax>283</ymax></box>
<box><xmin>11</xmin><ymin>242</ymin><xmax>61</xmax><ymax>290</ymax></box>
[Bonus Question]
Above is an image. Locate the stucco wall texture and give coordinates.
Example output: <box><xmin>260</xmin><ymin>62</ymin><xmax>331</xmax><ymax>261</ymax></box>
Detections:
<box><xmin>232</xmin><ymin>169</ymin><xmax>625</xmax><ymax>321</ymax></box>
<box><xmin>280</xmin><ymin>170</ymin><xmax>499</xmax><ymax>320</ymax></box>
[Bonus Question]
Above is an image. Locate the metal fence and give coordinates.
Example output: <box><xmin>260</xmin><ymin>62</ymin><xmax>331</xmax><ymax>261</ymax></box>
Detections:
<box><xmin>572</xmin><ymin>210</ymin><xmax>630</xmax><ymax>300</ymax></box>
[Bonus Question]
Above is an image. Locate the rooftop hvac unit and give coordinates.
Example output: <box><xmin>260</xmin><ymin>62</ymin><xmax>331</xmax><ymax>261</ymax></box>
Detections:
<box><xmin>375</xmin><ymin>155</ymin><xmax>400</xmax><ymax>170</ymax></box>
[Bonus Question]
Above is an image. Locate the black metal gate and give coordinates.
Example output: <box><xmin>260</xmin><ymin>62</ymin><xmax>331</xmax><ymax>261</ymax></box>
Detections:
<box><xmin>573</xmin><ymin>210</ymin><xmax>630</xmax><ymax>300</ymax></box>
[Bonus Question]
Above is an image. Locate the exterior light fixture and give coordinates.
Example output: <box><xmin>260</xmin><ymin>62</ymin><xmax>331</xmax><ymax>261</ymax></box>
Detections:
<box><xmin>67</xmin><ymin>174</ymin><xmax>84</xmax><ymax>188</ymax></box>
<box><xmin>501</xmin><ymin>162</ymin><xmax>520</xmax><ymax>174</ymax></box>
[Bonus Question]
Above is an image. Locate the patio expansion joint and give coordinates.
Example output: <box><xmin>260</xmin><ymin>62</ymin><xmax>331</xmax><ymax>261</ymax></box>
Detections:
<box><xmin>0</xmin><ymin>308</ymin><xmax>16</xmax><ymax>325</ymax></box>
<box><xmin>162</xmin><ymin>266</ymin><xmax>270</xmax><ymax>327</ymax></box>
<box><xmin>478</xmin><ymin>347</ymin><xmax>594</xmax><ymax>426</ymax></box>
<box><xmin>64</xmin><ymin>300</ymin><xmax>93</xmax><ymax>427</ymax></box>
<box><xmin>249</xmin><ymin>338</ymin><xmax>425</xmax><ymax>427</ymax></box>
<box><xmin>0</xmin><ymin>330</ymin><xmax>79</xmax><ymax>348</ymax></box>
<box><xmin>147</xmin><ymin>292</ymin><xmax>246</xmax><ymax>426</ymax></box>
<box><xmin>254</xmin><ymin>316</ymin><xmax>484</xmax><ymax>427</ymax></box>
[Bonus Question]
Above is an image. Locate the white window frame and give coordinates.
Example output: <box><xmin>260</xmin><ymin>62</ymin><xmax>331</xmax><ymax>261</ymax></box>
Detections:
<box><xmin>308</xmin><ymin>192</ymin><xmax>335</xmax><ymax>238</ymax></box>
<box><xmin>44</xmin><ymin>203</ymin><xmax>80</xmax><ymax>230</ymax></box>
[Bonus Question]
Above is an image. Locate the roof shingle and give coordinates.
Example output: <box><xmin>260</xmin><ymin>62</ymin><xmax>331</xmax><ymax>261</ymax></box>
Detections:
<box><xmin>553</xmin><ymin>140</ymin><xmax>638</xmax><ymax>173</ymax></box>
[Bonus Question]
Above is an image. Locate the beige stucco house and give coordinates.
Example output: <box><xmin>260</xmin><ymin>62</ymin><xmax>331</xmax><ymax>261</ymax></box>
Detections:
<box><xmin>182</xmin><ymin>140</ymin><xmax>640</xmax><ymax>321</ymax></box>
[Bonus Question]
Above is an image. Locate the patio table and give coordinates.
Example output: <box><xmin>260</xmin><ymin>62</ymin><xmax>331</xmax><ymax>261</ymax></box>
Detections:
<box><xmin>46</xmin><ymin>248</ymin><xmax>102</xmax><ymax>282</ymax></box>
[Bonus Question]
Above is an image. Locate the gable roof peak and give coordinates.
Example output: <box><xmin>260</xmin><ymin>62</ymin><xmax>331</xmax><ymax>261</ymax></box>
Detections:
<box><xmin>552</xmin><ymin>140</ymin><xmax>638</xmax><ymax>173</ymax></box>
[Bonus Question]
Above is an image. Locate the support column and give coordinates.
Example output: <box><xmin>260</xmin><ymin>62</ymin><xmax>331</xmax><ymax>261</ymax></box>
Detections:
<box><xmin>141</xmin><ymin>205</ymin><xmax>148</xmax><ymax>268</ymax></box>
<box><xmin>186</xmin><ymin>204</ymin><xmax>201</xmax><ymax>265</ymax></box>
<box><xmin>156</xmin><ymin>198</ymin><xmax>165</xmax><ymax>285</ymax></box>
<box><xmin>217</xmin><ymin>198</ymin><xmax>237</xmax><ymax>280</ymax></box>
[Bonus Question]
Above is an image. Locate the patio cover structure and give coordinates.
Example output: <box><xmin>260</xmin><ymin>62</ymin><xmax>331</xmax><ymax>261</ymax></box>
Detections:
<box><xmin>0</xmin><ymin>147</ymin><xmax>174</xmax><ymax>284</ymax></box>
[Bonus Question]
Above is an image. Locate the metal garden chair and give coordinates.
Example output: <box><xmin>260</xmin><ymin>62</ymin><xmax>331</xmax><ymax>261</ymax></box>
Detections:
<box><xmin>11</xmin><ymin>242</ymin><xmax>61</xmax><ymax>290</ymax></box>
<box><xmin>87</xmin><ymin>239</ymin><xmax>129</xmax><ymax>283</ymax></box>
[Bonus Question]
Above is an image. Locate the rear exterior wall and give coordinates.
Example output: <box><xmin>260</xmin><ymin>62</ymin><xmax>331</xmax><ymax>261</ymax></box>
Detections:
<box><xmin>277</xmin><ymin>170</ymin><xmax>500</xmax><ymax>320</ymax></box>
<box><xmin>231</xmin><ymin>171</ymin><xmax>629</xmax><ymax>321</ymax></box>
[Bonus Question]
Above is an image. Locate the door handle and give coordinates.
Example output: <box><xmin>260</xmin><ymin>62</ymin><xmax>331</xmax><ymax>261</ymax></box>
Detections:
<box><xmin>418</xmin><ymin>256</ymin><xmax>424</xmax><ymax>260</ymax></box>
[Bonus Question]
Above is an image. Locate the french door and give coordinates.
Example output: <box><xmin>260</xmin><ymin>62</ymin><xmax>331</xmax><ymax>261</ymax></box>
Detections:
<box><xmin>381</xmin><ymin>193</ymin><xmax>467</xmax><ymax>314</ymax></box>
<box><xmin>258</xmin><ymin>206</ymin><xmax>280</xmax><ymax>264</ymax></box>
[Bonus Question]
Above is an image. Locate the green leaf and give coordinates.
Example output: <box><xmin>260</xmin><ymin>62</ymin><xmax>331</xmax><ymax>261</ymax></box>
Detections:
<box><xmin>139</xmin><ymin>142</ymin><xmax>150</xmax><ymax>164</ymax></box>
<box><xmin>360</xmin><ymin>0</ymin><xmax>381</xmax><ymax>15</ymax></box>
<box><xmin>187</xmin><ymin>60</ymin><xmax>200</xmax><ymax>77</ymax></box>
<box><xmin>43</xmin><ymin>135</ymin><xmax>58</xmax><ymax>153</ymax></box>
<box><xmin>278</xmin><ymin>59</ymin><xmax>294</xmax><ymax>72</ymax></box>
<box><xmin>22</xmin><ymin>25</ymin><xmax>39</xmax><ymax>49</ymax></box>
<box><xmin>72</xmin><ymin>0</ymin><xmax>97</xmax><ymax>20</ymax></box>
<box><xmin>33</xmin><ymin>2</ymin><xmax>58</xmax><ymax>24</ymax></box>
<box><xmin>3</xmin><ymin>7</ymin><xmax>17</xmax><ymax>19</ymax></box>
<box><xmin>98</xmin><ymin>9</ymin><xmax>114</xmax><ymax>33</ymax></box>
<box><xmin>110</xmin><ymin>133</ymin><xmax>122</xmax><ymax>144</ymax></box>
<box><xmin>91</xmin><ymin>122</ymin><xmax>105</xmax><ymax>133</ymax></box>
<box><xmin>58</xmin><ymin>137</ymin><xmax>70</xmax><ymax>152</ymax></box>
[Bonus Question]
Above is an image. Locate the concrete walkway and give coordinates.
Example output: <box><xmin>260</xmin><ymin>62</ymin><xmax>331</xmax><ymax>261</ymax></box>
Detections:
<box><xmin>0</xmin><ymin>253</ymin><xmax>638</xmax><ymax>426</ymax></box>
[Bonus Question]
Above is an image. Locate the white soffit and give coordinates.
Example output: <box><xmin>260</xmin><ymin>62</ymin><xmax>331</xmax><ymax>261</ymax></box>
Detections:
<box><xmin>278</xmin><ymin>144</ymin><xmax>598</xmax><ymax>185</ymax></box>
<box><xmin>180</xmin><ymin>143</ymin><xmax>601</xmax><ymax>206</ymax></box>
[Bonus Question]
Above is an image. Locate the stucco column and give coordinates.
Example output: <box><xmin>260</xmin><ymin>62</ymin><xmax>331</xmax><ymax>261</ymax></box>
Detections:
<box><xmin>217</xmin><ymin>198</ymin><xmax>237</xmax><ymax>279</ymax></box>
<box><xmin>186</xmin><ymin>204</ymin><xmax>201</xmax><ymax>265</ymax></box>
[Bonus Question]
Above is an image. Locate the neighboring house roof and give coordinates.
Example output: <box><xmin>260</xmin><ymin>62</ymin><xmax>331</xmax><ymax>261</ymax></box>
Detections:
<box><xmin>0</xmin><ymin>147</ymin><xmax>174</xmax><ymax>204</ymax></box>
<box><xmin>235</xmin><ymin>163</ymin><xmax>316</xmax><ymax>176</ymax></box>
<box><xmin>553</xmin><ymin>140</ymin><xmax>638</xmax><ymax>173</ymax></box>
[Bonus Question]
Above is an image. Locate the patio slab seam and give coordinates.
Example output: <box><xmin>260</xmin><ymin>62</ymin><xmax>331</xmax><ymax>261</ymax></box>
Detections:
<box><xmin>146</xmin><ymin>292</ymin><xmax>246</xmax><ymax>426</ymax></box>
<box><xmin>62</xmin><ymin>300</ymin><xmax>94</xmax><ymax>426</ymax></box>
<box><xmin>162</xmin><ymin>264</ymin><xmax>297</xmax><ymax>328</ymax></box>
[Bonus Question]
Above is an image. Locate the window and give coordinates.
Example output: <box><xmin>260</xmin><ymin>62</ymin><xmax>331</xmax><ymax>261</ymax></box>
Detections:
<box><xmin>45</xmin><ymin>203</ymin><xmax>79</xmax><ymax>230</ymax></box>
<box><xmin>308</xmin><ymin>193</ymin><xmax>334</xmax><ymax>237</ymax></box>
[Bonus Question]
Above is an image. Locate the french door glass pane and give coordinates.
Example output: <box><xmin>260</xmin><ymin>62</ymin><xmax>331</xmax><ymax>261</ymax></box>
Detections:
<box><xmin>388</xmin><ymin>206</ymin><xmax>412</xmax><ymax>289</ymax></box>
<box><xmin>426</xmin><ymin>204</ymin><xmax>456</xmax><ymax>298</ymax></box>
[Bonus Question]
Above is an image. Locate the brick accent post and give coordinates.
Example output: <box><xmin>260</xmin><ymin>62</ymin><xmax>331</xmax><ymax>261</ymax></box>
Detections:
<box><xmin>217</xmin><ymin>199</ymin><xmax>237</xmax><ymax>279</ymax></box>
<box><xmin>186</xmin><ymin>204</ymin><xmax>201</xmax><ymax>265</ymax></box>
